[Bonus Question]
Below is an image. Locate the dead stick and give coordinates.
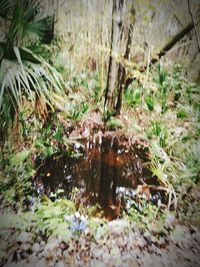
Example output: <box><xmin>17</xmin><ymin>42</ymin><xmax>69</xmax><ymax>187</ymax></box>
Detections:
<box><xmin>125</xmin><ymin>20</ymin><xmax>196</xmax><ymax>89</ymax></box>
<box><xmin>151</xmin><ymin>21</ymin><xmax>195</xmax><ymax>64</ymax></box>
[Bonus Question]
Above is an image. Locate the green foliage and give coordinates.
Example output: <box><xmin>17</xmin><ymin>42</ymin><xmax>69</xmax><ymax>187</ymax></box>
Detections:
<box><xmin>124</xmin><ymin>84</ymin><xmax>141</xmax><ymax>107</ymax></box>
<box><xmin>69</xmin><ymin>71</ymin><xmax>103</xmax><ymax>105</ymax></box>
<box><xmin>32</xmin><ymin>118</ymin><xmax>80</xmax><ymax>159</ymax></box>
<box><xmin>0</xmin><ymin>0</ymin><xmax>65</xmax><ymax>137</ymax></box>
<box><xmin>86</xmin><ymin>203</ymin><xmax>102</xmax><ymax>218</ymax></box>
<box><xmin>155</xmin><ymin>64</ymin><xmax>168</xmax><ymax>98</ymax></box>
<box><xmin>10</xmin><ymin>149</ymin><xmax>31</xmax><ymax>165</ymax></box>
<box><xmin>107</xmin><ymin>117</ymin><xmax>123</xmax><ymax>130</ymax></box>
<box><xmin>0</xmin><ymin>94</ymin><xmax>15</xmax><ymax>138</ymax></box>
<box><xmin>173</xmin><ymin>141</ymin><xmax>200</xmax><ymax>183</ymax></box>
<box><xmin>161</xmin><ymin>100</ymin><xmax>168</xmax><ymax>114</ymax></box>
<box><xmin>0</xmin><ymin>0</ymin><xmax>11</xmax><ymax>19</ymax></box>
<box><xmin>53</xmin><ymin>124</ymin><xmax>64</xmax><ymax>143</ymax></box>
<box><xmin>0</xmin><ymin>160</ymin><xmax>35</xmax><ymax>207</ymax></box>
<box><xmin>125</xmin><ymin>200</ymin><xmax>165</xmax><ymax>233</ymax></box>
<box><xmin>34</xmin><ymin>121</ymin><xmax>66</xmax><ymax>157</ymax></box>
<box><xmin>146</xmin><ymin>121</ymin><xmax>168</xmax><ymax>147</ymax></box>
<box><xmin>18</xmin><ymin>110</ymin><xmax>32</xmax><ymax>138</ymax></box>
<box><xmin>156</xmin><ymin>64</ymin><xmax>167</xmax><ymax>86</ymax></box>
<box><xmin>177</xmin><ymin>108</ymin><xmax>188</xmax><ymax>119</ymax></box>
<box><xmin>127</xmin><ymin>201</ymin><xmax>156</xmax><ymax>221</ymax></box>
<box><xmin>0</xmin><ymin>198</ymin><xmax>76</xmax><ymax>242</ymax></box>
<box><xmin>93</xmin><ymin>84</ymin><xmax>103</xmax><ymax>103</ymax></box>
<box><xmin>35</xmin><ymin>198</ymin><xmax>75</xmax><ymax>235</ymax></box>
<box><xmin>145</xmin><ymin>94</ymin><xmax>155</xmax><ymax>111</ymax></box>
<box><xmin>0</xmin><ymin>33</ymin><xmax>199</xmax><ymax>251</ymax></box>
<box><xmin>171</xmin><ymin>65</ymin><xmax>182</xmax><ymax>99</ymax></box>
<box><xmin>72</xmin><ymin>72</ymin><xmax>89</xmax><ymax>88</ymax></box>
<box><xmin>67</xmin><ymin>103</ymin><xmax>89</xmax><ymax>121</ymax></box>
<box><xmin>0</xmin><ymin>49</ymin><xmax>64</xmax><ymax>112</ymax></box>
<box><xmin>0</xmin><ymin>0</ymin><xmax>49</xmax><ymax>49</ymax></box>
<box><xmin>103</xmin><ymin>108</ymin><xmax>116</xmax><ymax>122</ymax></box>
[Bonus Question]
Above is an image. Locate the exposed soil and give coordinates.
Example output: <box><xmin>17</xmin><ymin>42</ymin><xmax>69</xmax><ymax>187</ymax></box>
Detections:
<box><xmin>34</xmin><ymin>132</ymin><xmax>165</xmax><ymax>220</ymax></box>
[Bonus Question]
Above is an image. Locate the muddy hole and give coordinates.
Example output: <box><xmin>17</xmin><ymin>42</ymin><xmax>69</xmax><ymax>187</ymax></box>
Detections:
<box><xmin>34</xmin><ymin>133</ymin><xmax>165</xmax><ymax>220</ymax></box>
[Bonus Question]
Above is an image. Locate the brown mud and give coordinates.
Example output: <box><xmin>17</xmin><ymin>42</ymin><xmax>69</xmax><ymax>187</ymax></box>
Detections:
<box><xmin>34</xmin><ymin>132</ymin><xmax>165</xmax><ymax>219</ymax></box>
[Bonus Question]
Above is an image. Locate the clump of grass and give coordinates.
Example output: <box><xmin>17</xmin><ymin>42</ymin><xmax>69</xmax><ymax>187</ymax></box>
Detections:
<box><xmin>124</xmin><ymin>82</ymin><xmax>141</xmax><ymax>108</ymax></box>
<box><xmin>107</xmin><ymin>117</ymin><xmax>123</xmax><ymax>130</ymax></box>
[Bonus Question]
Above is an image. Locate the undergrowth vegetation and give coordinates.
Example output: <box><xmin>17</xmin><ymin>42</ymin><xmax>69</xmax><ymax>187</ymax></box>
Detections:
<box><xmin>0</xmin><ymin>60</ymin><xmax>199</xmax><ymax>232</ymax></box>
<box><xmin>0</xmin><ymin>3</ymin><xmax>199</xmax><ymax>259</ymax></box>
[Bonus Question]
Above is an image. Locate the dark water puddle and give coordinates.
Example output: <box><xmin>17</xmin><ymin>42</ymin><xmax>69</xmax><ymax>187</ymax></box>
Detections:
<box><xmin>34</xmin><ymin>133</ymin><xmax>164</xmax><ymax>219</ymax></box>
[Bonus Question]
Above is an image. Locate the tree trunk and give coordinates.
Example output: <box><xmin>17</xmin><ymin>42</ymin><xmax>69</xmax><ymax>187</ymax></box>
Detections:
<box><xmin>104</xmin><ymin>0</ymin><xmax>124</xmax><ymax>114</ymax></box>
<box><xmin>115</xmin><ymin>4</ymin><xmax>135</xmax><ymax>115</ymax></box>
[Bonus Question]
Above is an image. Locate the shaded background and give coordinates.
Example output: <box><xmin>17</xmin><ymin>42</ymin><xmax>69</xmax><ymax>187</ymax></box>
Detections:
<box><xmin>38</xmin><ymin>0</ymin><xmax>200</xmax><ymax>81</ymax></box>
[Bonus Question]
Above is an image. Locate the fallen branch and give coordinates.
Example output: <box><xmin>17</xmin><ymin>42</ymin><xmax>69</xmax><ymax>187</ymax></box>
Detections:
<box><xmin>125</xmin><ymin>19</ymin><xmax>197</xmax><ymax>89</ymax></box>
<box><xmin>150</xmin><ymin>21</ymin><xmax>195</xmax><ymax>65</ymax></box>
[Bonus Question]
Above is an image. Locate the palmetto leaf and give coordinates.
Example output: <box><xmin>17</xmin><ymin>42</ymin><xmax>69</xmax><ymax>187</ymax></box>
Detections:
<box><xmin>0</xmin><ymin>47</ymin><xmax>65</xmax><ymax>113</ymax></box>
<box><xmin>20</xmin><ymin>0</ymin><xmax>48</xmax><ymax>41</ymax></box>
<box><xmin>0</xmin><ymin>0</ymin><xmax>12</xmax><ymax>19</ymax></box>
<box><xmin>149</xmin><ymin>159</ymin><xmax>177</xmax><ymax>209</ymax></box>
<box><xmin>23</xmin><ymin>19</ymin><xmax>48</xmax><ymax>40</ymax></box>
<box><xmin>149</xmin><ymin>160</ymin><xmax>169</xmax><ymax>187</ymax></box>
<box><xmin>3</xmin><ymin>0</ymin><xmax>50</xmax><ymax>55</ymax></box>
<box><xmin>0</xmin><ymin>0</ymin><xmax>64</xmax><ymax>124</ymax></box>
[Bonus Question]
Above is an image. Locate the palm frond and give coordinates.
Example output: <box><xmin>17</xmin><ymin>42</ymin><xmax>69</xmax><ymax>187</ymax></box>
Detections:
<box><xmin>4</xmin><ymin>46</ymin><xmax>40</xmax><ymax>63</ymax></box>
<box><xmin>149</xmin><ymin>160</ymin><xmax>170</xmax><ymax>187</ymax></box>
<box><xmin>5</xmin><ymin>0</ymin><xmax>48</xmax><ymax>50</ymax></box>
<box><xmin>0</xmin><ymin>47</ymin><xmax>65</xmax><ymax>114</ymax></box>
<box><xmin>149</xmin><ymin>159</ymin><xmax>177</xmax><ymax>209</ymax></box>
<box><xmin>174</xmin><ymin>141</ymin><xmax>200</xmax><ymax>182</ymax></box>
<box><xmin>0</xmin><ymin>0</ymin><xmax>12</xmax><ymax>19</ymax></box>
<box><xmin>150</xmin><ymin>141</ymin><xmax>170</xmax><ymax>163</ymax></box>
<box><xmin>22</xmin><ymin>19</ymin><xmax>48</xmax><ymax>41</ymax></box>
<box><xmin>21</xmin><ymin>0</ymin><xmax>49</xmax><ymax>41</ymax></box>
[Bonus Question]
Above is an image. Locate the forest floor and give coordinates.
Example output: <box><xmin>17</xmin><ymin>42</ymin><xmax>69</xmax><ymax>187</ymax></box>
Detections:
<box><xmin>1</xmin><ymin>116</ymin><xmax>200</xmax><ymax>267</ymax></box>
<box><xmin>1</xmin><ymin>67</ymin><xmax>200</xmax><ymax>266</ymax></box>
<box><xmin>0</xmin><ymin>221</ymin><xmax>200</xmax><ymax>267</ymax></box>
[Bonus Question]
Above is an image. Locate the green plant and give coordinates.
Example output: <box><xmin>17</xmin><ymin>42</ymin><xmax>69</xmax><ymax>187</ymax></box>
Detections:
<box><xmin>34</xmin><ymin>197</ymin><xmax>75</xmax><ymax>236</ymax></box>
<box><xmin>0</xmin><ymin>47</ymin><xmax>64</xmax><ymax>112</ymax></box>
<box><xmin>94</xmin><ymin>84</ymin><xmax>103</xmax><ymax>103</ymax></box>
<box><xmin>33</xmin><ymin>118</ymin><xmax>75</xmax><ymax>158</ymax></box>
<box><xmin>0</xmin><ymin>153</ymin><xmax>34</xmax><ymax>207</ymax></box>
<box><xmin>155</xmin><ymin>64</ymin><xmax>168</xmax><ymax>98</ymax></box>
<box><xmin>103</xmin><ymin>108</ymin><xmax>116</xmax><ymax>122</ymax></box>
<box><xmin>107</xmin><ymin>117</ymin><xmax>123</xmax><ymax>130</ymax></box>
<box><xmin>53</xmin><ymin>124</ymin><xmax>64</xmax><ymax>143</ymax></box>
<box><xmin>186</xmin><ymin>83</ymin><xmax>200</xmax><ymax>108</ymax></box>
<box><xmin>68</xmin><ymin>103</ymin><xmax>89</xmax><ymax>121</ymax></box>
<box><xmin>177</xmin><ymin>108</ymin><xmax>188</xmax><ymax>119</ymax></box>
<box><xmin>34</xmin><ymin>122</ymin><xmax>58</xmax><ymax>157</ymax></box>
<box><xmin>145</xmin><ymin>94</ymin><xmax>155</xmax><ymax>111</ymax></box>
<box><xmin>0</xmin><ymin>0</ymin><xmax>65</xmax><ymax>136</ymax></box>
<box><xmin>124</xmin><ymin>86</ymin><xmax>141</xmax><ymax>107</ymax></box>
<box><xmin>171</xmin><ymin>65</ymin><xmax>183</xmax><ymax>101</ymax></box>
<box><xmin>146</xmin><ymin>121</ymin><xmax>168</xmax><ymax>147</ymax></box>
<box><xmin>18</xmin><ymin>110</ymin><xmax>33</xmax><ymax>138</ymax></box>
<box><xmin>149</xmin><ymin>160</ymin><xmax>176</xmax><ymax>210</ymax></box>
<box><xmin>173</xmin><ymin>141</ymin><xmax>200</xmax><ymax>183</ymax></box>
<box><xmin>0</xmin><ymin>94</ymin><xmax>15</xmax><ymax>140</ymax></box>
<box><xmin>125</xmin><ymin>199</ymin><xmax>163</xmax><ymax>230</ymax></box>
